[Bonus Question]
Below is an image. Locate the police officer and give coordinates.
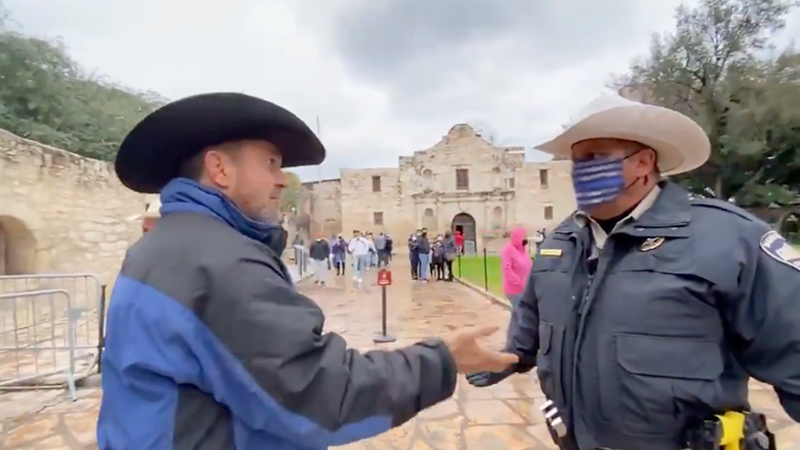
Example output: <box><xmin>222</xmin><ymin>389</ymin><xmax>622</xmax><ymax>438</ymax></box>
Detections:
<box><xmin>467</xmin><ymin>95</ymin><xmax>800</xmax><ymax>450</ymax></box>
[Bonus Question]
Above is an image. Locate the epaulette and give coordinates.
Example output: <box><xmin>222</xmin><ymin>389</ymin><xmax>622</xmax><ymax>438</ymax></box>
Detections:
<box><xmin>553</xmin><ymin>212</ymin><xmax>581</xmax><ymax>233</ymax></box>
<box><xmin>690</xmin><ymin>196</ymin><xmax>758</xmax><ymax>222</ymax></box>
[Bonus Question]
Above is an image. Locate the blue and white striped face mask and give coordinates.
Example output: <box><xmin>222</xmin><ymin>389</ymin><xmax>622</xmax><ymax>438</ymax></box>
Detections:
<box><xmin>571</xmin><ymin>153</ymin><xmax>637</xmax><ymax>210</ymax></box>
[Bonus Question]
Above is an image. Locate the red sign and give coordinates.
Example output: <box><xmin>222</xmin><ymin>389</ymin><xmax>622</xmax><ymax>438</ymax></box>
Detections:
<box><xmin>377</xmin><ymin>269</ymin><xmax>392</xmax><ymax>286</ymax></box>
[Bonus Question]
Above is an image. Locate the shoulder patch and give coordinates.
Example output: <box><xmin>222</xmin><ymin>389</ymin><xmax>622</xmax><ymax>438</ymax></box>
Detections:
<box><xmin>690</xmin><ymin>197</ymin><xmax>758</xmax><ymax>222</ymax></box>
<box><xmin>760</xmin><ymin>230</ymin><xmax>800</xmax><ymax>271</ymax></box>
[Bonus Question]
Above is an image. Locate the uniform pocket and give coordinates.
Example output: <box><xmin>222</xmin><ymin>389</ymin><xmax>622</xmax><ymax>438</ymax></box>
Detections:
<box><xmin>602</xmin><ymin>334</ymin><xmax>723</xmax><ymax>437</ymax></box>
<box><xmin>536</xmin><ymin>321</ymin><xmax>565</xmax><ymax>406</ymax></box>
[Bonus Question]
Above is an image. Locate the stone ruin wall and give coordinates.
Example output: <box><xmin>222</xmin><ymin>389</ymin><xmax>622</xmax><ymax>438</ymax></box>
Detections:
<box><xmin>0</xmin><ymin>129</ymin><xmax>146</xmax><ymax>287</ymax></box>
<box><xmin>303</xmin><ymin>179</ymin><xmax>343</xmax><ymax>239</ymax></box>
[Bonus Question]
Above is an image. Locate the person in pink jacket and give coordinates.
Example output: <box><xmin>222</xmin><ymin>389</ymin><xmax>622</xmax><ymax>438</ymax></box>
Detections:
<box><xmin>501</xmin><ymin>226</ymin><xmax>532</xmax><ymax>306</ymax></box>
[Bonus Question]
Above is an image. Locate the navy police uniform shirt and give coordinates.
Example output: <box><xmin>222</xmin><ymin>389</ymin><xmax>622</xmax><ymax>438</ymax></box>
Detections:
<box><xmin>506</xmin><ymin>181</ymin><xmax>800</xmax><ymax>450</ymax></box>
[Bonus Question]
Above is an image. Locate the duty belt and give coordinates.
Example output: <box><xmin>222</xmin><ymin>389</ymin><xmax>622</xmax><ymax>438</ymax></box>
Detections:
<box><xmin>540</xmin><ymin>399</ymin><xmax>567</xmax><ymax>442</ymax></box>
<box><xmin>539</xmin><ymin>399</ymin><xmax>776</xmax><ymax>450</ymax></box>
<box><xmin>684</xmin><ymin>411</ymin><xmax>776</xmax><ymax>450</ymax></box>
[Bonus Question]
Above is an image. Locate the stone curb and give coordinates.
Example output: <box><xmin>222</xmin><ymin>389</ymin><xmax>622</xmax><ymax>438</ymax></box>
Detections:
<box><xmin>453</xmin><ymin>276</ymin><xmax>511</xmax><ymax>310</ymax></box>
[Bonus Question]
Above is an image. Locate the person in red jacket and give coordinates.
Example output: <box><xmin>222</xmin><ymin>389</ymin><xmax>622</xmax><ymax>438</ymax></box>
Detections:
<box><xmin>454</xmin><ymin>230</ymin><xmax>465</xmax><ymax>255</ymax></box>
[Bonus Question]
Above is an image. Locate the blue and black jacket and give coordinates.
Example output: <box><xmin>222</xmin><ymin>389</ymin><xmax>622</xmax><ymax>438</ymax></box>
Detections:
<box><xmin>96</xmin><ymin>179</ymin><xmax>457</xmax><ymax>449</ymax></box>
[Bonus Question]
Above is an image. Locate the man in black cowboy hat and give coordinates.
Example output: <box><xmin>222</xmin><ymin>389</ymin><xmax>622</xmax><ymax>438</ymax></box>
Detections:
<box><xmin>96</xmin><ymin>92</ymin><xmax>517</xmax><ymax>449</ymax></box>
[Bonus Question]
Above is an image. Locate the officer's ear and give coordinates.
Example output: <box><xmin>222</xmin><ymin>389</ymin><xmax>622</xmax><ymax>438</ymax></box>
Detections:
<box><xmin>631</xmin><ymin>147</ymin><xmax>657</xmax><ymax>177</ymax></box>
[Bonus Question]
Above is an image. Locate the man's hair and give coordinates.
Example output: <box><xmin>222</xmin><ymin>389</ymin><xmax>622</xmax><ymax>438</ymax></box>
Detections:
<box><xmin>178</xmin><ymin>142</ymin><xmax>244</xmax><ymax>181</ymax></box>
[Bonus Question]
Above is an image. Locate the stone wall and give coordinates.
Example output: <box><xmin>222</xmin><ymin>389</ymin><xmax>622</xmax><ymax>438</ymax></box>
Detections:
<box><xmin>515</xmin><ymin>160</ymin><xmax>575</xmax><ymax>232</ymax></box>
<box><xmin>0</xmin><ymin>129</ymin><xmax>146</xmax><ymax>285</ymax></box>
<box><xmin>340</xmin><ymin>167</ymin><xmax>402</xmax><ymax>238</ymax></box>
<box><xmin>303</xmin><ymin>179</ymin><xmax>343</xmax><ymax>238</ymax></box>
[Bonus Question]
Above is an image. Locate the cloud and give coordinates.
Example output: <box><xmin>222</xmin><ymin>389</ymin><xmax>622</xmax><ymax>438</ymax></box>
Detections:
<box><xmin>4</xmin><ymin>0</ymin><xmax>798</xmax><ymax>181</ymax></box>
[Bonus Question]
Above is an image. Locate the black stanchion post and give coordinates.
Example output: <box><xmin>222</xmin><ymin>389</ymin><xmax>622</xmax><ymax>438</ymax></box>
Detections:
<box><xmin>483</xmin><ymin>248</ymin><xmax>489</xmax><ymax>291</ymax></box>
<box><xmin>97</xmin><ymin>284</ymin><xmax>107</xmax><ymax>374</ymax></box>
<box><xmin>373</xmin><ymin>269</ymin><xmax>396</xmax><ymax>344</ymax></box>
<box><xmin>300</xmin><ymin>249</ymin><xmax>305</xmax><ymax>276</ymax></box>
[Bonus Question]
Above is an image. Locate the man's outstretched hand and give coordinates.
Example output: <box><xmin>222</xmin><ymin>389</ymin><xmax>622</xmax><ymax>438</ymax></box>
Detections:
<box><xmin>443</xmin><ymin>326</ymin><xmax>519</xmax><ymax>373</ymax></box>
<box><xmin>466</xmin><ymin>369</ymin><xmax>513</xmax><ymax>387</ymax></box>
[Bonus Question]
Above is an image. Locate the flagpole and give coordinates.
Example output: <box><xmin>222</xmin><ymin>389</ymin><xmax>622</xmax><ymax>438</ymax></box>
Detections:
<box><xmin>315</xmin><ymin>115</ymin><xmax>323</xmax><ymax>236</ymax></box>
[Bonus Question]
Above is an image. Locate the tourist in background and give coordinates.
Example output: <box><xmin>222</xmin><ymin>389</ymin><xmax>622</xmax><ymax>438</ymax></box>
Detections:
<box><xmin>454</xmin><ymin>230</ymin><xmax>465</xmax><ymax>255</ymax></box>
<box><xmin>309</xmin><ymin>235</ymin><xmax>331</xmax><ymax>286</ymax></box>
<box><xmin>443</xmin><ymin>231</ymin><xmax>457</xmax><ymax>281</ymax></box>
<box><xmin>385</xmin><ymin>234</ymin><xmax>393</xmax><ymax>264</ymax></box>
<box><xmin>501</xmin><ymin>227</ymin><xmax>531</xmax><ymax>307</ymax></box>
<box><xmin>429</xmin><ymin>234</ymin><xmax>439</xmax><ymax>279</ymax></box>
<box><xmin>348</xmin><ymin>230</ymin><xmax>373</xmax><ymax>284</ymax></box>
<box><xmin>332</xmin><ymin>235</ymin><xmax>347</xmax><ymax>276</ymax></box>
<box><xmin>432</xmin><ymin>236</ymin><xmax>446</xmax><ymax>280</ymax></box>
<box><xmin>533</xmin><ymin>228</ymin><xmax>544</xmax><ymax>254</ymax></box>
<box><xmin>327</xmin><ymin>235</ymin><xmax>336</xmax><ymax>270</ymax></box>
<box><xmin>408</xmin><ymin>231</ymin><xmax>420</xmax><ymax>280</ymax></box>
<box><xmin>417</xmin><ymin>230</ymin><xmax>431</xmax><ymax>282</ymax></box>
<box><xmin>374</xmin><ymin>232</ymin><xmax>388</xmax><ymax>267</ymax></box>
<box><xmin>366</xmin><ymin>232</ymin><xmax>377</xmax><ymax>268</ymax></box>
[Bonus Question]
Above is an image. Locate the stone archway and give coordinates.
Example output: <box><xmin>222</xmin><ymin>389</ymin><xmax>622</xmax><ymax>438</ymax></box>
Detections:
<box><xmin>451</xmin><ymin>213</ymin><xmax>477</xmax><ymax>254</ymax></box>
<box><xmin>0</xmin><ymin>215</ymin><xmax>37</xmax><ymax>275</ymax></box>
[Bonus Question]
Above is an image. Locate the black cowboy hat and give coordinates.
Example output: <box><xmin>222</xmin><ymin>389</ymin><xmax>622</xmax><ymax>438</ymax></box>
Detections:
<box><xmin>114</xmin><ymin>92</ymin><xmax>326</xmax><ymax>193</ymax></box>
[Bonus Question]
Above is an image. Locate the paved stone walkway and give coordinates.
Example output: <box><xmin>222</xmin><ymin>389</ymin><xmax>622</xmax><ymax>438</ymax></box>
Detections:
<box><xmin>1</xmin><ymin>261</ymin><xmax>800</xmax><ymax>449</ymax></box>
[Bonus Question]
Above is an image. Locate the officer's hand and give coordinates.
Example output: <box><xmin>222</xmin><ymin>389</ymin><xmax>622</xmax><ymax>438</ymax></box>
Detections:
<box><xmin>465</xmin><ymin>369</ymin><xmax>513</xmax><ymax>388</ymax></box>
<box><xmin>444</xmin><ymin>326</ymin><xmax>519</xmax><ymax>373</ymax></box>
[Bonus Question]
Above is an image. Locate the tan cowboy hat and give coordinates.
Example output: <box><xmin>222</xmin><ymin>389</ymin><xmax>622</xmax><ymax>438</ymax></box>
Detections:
<box><xmin>127</xmin><ymin>199</ymin><xmax>162</xmax><ymax>222</ymax></box>
<box><xmin>536</xmin><ymin>95</ymin><xmax>710</xmax><ymax>176</ymax></box>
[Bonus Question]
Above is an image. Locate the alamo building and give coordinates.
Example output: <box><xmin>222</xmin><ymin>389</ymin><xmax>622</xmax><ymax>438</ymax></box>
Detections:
<box><xmin>303</xmin><ymin>124</ymin><xmax>576</xmax><ymax>254</ymax></box>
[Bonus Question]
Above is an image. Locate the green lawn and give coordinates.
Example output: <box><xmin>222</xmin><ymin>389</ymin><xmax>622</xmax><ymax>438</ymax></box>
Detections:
<box><xmin>453</xmin><ymin>254</ymin><xmax>504</xmax><ymax>297</ymax></box>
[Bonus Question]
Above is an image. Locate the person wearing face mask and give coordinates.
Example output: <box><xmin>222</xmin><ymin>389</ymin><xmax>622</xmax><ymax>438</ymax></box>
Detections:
<box><xmin>308</xmin><ymin>234</ymin><xmax>331</xmax><ymax>286</ymax></box>
<box><xmin>348</xmin><ymin>229</ymin><xmax>373</xmax><ymax>284</ymax></box>
<box><xmin>466</xmin><ymin>95</ymin><xmax>800</xmax><ymax>450</ymax></box>
<box><xmin>332</xmin><ymin>235</ymin><xmax>347</xmax><ymax>276</ymax></box>
<box><xmin>501</xmin><ymin>226</ymin><xmax>531</xmax><ymax>308</ymax></box>
<box><xmin>100</xmin><ymin>93</ymin><xmax>519</xmax><ymax>450</ymax></box>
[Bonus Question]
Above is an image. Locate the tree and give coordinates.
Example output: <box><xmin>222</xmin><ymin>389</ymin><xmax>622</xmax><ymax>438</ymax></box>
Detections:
<box><xmin>0</xmin><ymin>5</ymin><xmax>166</xmax><ymax>160</ymax></box>
<box><xmin>280</xmin><ymin>171</ymin><xmax>306</xmax><ymax>213</ymax></box>
<box><xmin>610</xmin><ymin>0</ymin><xmax>800</xmax><ymax>205</ymax></box>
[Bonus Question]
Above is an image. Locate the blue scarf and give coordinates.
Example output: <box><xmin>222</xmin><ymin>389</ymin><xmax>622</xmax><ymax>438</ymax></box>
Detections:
<box><xmin>159</xmin><ymin>178</ymin><xmax>287</xmax><ymax>256</ymax></box>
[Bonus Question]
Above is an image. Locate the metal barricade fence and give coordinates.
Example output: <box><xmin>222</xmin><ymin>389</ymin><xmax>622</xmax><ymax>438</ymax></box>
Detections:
<box><xmin>0</xmin><ymin>273</ymin><xmax>103</xmax><ymax>399</ymax></box>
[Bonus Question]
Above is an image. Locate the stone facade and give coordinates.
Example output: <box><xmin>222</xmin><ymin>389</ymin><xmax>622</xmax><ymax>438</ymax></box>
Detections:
<box><xmin>303</xmin><ymin>179</ymin><xmax>343</xmax><ymax>239</ymax></box>
<box><xmin>308</xmin><ymin>124</ymin><xmax>576</xmax><ymax>253</ymax></box>
<box><xmin>0</xmin><ymin>129</ymin><xmax>146</xmax><ymax>284</ymax></box>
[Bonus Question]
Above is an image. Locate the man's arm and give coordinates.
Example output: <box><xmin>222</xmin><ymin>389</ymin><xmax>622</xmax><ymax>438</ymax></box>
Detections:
<box><xmin>205</xmin><ymin>256</ymin><xmax>456</xmax><ymax>446</ymax></box>
<box><xmin>730</xmin><ymin>229</ymin><xmax>800</xmax><ymax>421</ymax></box>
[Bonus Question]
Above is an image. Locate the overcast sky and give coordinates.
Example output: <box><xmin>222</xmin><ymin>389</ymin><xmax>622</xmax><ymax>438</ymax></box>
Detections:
<box><xmin>5</xmin><ymin>0</ymin><xmax>799</xmax><ymax>181</ymax></box>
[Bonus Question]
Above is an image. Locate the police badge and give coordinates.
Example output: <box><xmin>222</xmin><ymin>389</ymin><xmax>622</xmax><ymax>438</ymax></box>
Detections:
<box><xmin>760</xmin><ymin>230</ymin><xmax>800</xmax><ymax>272</ymax></box>
<box><xmin>639</xmin><ymin>236</ymin><xmax>665</xmax><ymax>252</ymax></box>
